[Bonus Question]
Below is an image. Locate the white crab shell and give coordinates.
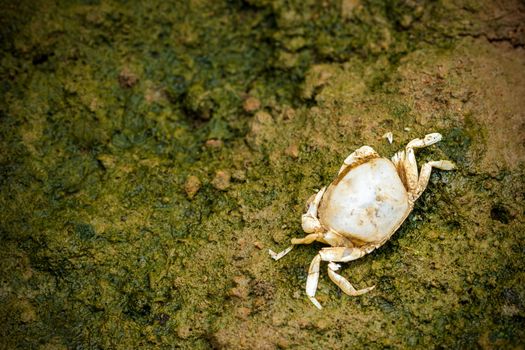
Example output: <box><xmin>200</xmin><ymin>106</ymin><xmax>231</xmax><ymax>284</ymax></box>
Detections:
<box><xmin>318</xmin><ymin>158</ymin><xmax>410</xmax><ymax>244</ymax></box>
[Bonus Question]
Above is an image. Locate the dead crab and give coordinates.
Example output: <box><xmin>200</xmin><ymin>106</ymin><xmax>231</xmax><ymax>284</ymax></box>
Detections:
<box><xmin>270</xmin><ymin>133</ymin><xmax>455</xmax><ymax>309</ymax></box>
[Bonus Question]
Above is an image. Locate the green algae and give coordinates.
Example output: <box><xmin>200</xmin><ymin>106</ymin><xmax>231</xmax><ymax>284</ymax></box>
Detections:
<box><xmin>1</xmin><ymin>0</ymin><xmax>524</xmax><ymax>349</ymax></box>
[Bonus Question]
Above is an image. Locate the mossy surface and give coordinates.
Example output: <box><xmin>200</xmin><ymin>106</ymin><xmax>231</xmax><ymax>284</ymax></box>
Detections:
<box><xmin>1</xmin><ymin>0</ymin><xmax>524</xmax><ymax>349</ymax></box>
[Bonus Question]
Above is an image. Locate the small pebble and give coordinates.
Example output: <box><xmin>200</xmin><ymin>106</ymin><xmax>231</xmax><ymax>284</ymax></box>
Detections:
<box><xmin>184</xmin><ymin>175</ymin><xmax>201</xmax><ymax>199</ymax></box>
<box><xmin>97</xmin><ymin>154</ymin><xmax>116</xmax><ymax>170</ymax></box>
<box><xmin>118</xmin><ymin>67</ymin><xmax>139</xmax><ymax>88</ymax></box>
<box><xmin>205</xmin><ymin>139</ymin><xmax>223</xmax><ymax>149</ymax></box>
<box><xmin>243</xmin><ymin>96</ymin><xmax>261</xmax><ymax>112</ymax></box>
<box><xmin>177</xmin><ymin>325</ymin><xmax>192</xmax><ymax>339</ymax></box>
<box><xmin>212</xmin><ymin>170</ymin><xmax>231</xmax><ymax>190</ymax></box>
<box><xmin>254</xmin><ymin>111</ymin><xmax>273</xmax><ymax>125</ymax></box>
<box><xmin>18</xmin><ymin>299</ymin><xmax>37</xmax><ymax>323</ymax></box>
<box><xmin>285</xmin><ymin>143</ymin><xmax>299</xmax><ymax>158</ymax></box>
<box><xmin>235</xmin><ymin>306</ymin><xmax>251</xmax><ymax>319</ymax></box>
<box><xmin>232</xmin><ymin>169</ymin><xmax>246</xmax><ymax>181</ymax></box>
<box><xmin>315</xmin><ymin>318</ymin><xmax>330</xmax><ymax>330</ymax></box>
<box><xmin>282</xmin><ymin>107</ymin><xmax>296</xmax><ymax>120</ymax></box>
<box><xmin>229</xmin><ymin>275</ymin><xmax>250</xmax><ymax>299</ymax></box>
<box><xmin>229</xmin><ymin>287</ymin><xmax>248</xmax><ymax>299</ymax></box>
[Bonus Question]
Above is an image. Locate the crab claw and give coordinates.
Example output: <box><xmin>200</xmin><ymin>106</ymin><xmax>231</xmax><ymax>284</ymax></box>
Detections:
<box><xmin>301</xmin><ymin>213</ymin><xmax>323</xmax><ymax>233</ymax></box>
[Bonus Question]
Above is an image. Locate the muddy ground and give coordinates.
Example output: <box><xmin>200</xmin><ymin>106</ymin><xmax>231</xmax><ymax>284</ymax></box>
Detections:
<box><xmin>1</xmin><ymin>0</ymin><xmax>524</xmax><ymax>349</ymax></box>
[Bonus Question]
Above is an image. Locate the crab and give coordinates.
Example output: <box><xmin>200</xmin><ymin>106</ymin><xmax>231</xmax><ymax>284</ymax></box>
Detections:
<box><xmin>269</xmin><ymin>132</ymin><xmax>455</xmax><ymax>309</ymax></box>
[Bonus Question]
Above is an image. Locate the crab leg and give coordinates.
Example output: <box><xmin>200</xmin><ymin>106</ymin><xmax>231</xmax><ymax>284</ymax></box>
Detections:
<box><xmin>392</xmin><ymin>133</ymin><xmax>444</xmax><ymax>195</ymax></box>
<box><xmin>327</xmin><ymin>262</ymin><xmax>375</xmax><ymax>296</ymax></box>
<box><xmin>319</xmin><ymin>246</ymin><xmax>368</xmax><ymax>262</ymax></box>
<box><xmin>306</xmin><ymin>245</ymin><xmax>374</xmax><ymax>308</ymax></box>
<box><xmin>270</xmin><ymin>187</ymin><xmax>327</xmax><ymax>261</ymax></box>
<box><xmin>306</xmin><ymin>254</ymin><xmax>322</xmax><ymax>309</ymax></box>
<box><xmin>406</xmin><ymin>132</ymin><xmax>443</xmax><ymax>149</ymax></box>
<box><xmin>269</xmin><ymin>246</ymin><xmax>294</xmax><ymax>261</ymax></box>
<box><xmin>338</xmin><ymin>146</ymin><xmax>379</xmax><ymax>175</ymax></box>
<box><xmin>413</xmin><ymin>160</ymin><xmax>456</xmax><ymax>200</ymax></box>
<box><xmin>290</xmin><ymin>233</ymin><xmax>324</xmax><ymax>245</ymax></box>
<box><xmin>270</xmin><ymin>231</ymin><xmax>328</xmax><ymax>261</ymax></box>
<box><xmin>316</xmin><ymin>247</ymin><xmax>375</xmax><ymax>298</ymax></box>
<box><xmin>269</xmin><ymin>232</ymin><xmax>325</xmax><ymax>261</ymax></box>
